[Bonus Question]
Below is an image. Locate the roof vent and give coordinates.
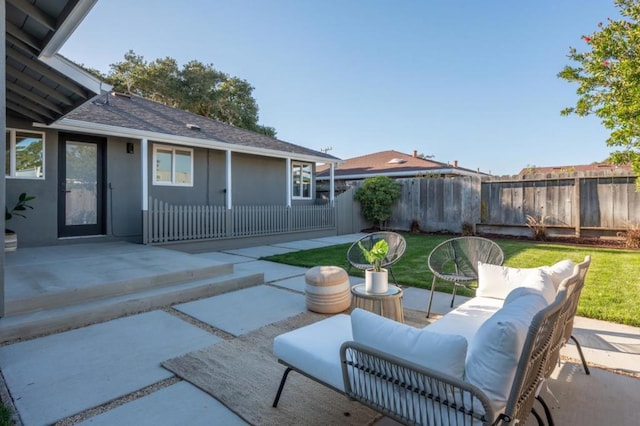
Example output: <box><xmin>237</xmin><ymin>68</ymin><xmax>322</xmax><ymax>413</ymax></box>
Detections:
<box><xmin>186</xmin><ymin>123</ymin><xmax>201</xmax><ymax>131</ymax></box>
<box><xmin>388</xmin><ymin>158</ymin><xmax>406</xmax><ymax>164</ymax></box>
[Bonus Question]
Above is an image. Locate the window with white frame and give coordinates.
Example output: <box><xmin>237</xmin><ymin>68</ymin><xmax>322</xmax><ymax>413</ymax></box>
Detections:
<box><xmin>5</xmin><ymin>129</ymin><xmax>45</xmax><ymax>179</ymax></box>
<box><xmin>153</xmin><ymin>144</ymin><xmax>193</xmax><ymax>186</ymax></box>
<box><xmin>292</xmin><ymin>161</ymin><xmax>312</xmax><ymax>199</ymax></box>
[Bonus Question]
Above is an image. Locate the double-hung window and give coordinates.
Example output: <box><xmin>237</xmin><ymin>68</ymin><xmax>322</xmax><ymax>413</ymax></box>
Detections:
<box><xmin>292</xmin><ymin>161</ymin><xmax>312</xmax><ymax>199</ymax></box>
<box><xmin>153</xmin><ymin>144</ymin><xmax>193</xmax><ymax>186</ymax></box>
<box><xmin>5</xmin><ymin>129</ymin><xmax>45</xmax><ymax>179</ymax></box>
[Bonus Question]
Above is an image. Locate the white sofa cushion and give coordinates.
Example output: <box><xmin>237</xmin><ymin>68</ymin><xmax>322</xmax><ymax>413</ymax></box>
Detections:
<box><xmin>426</xmin><ymin>296</ymin><xmax>503</xmax><ymax>342</ymax></box>
<box><xmin>351</xmin><ymin>308</ymin><xmax>468</xmax><ymax>379</ymax></box>
<box><xmin>464</xmin><ymin>291</ymin><xmax>548</xmax><ymax>413</ymax></box>
<box><xmin>477</xmin><ymin>262</ymin><xmax>556</xmax><ymax>304</ymax></box>
<box><xmin>542</xmin><ymin>259</ymin><xmax>576</xmax><ymax>290</ymax></box>
<box><xmin>273</xmin><ymin>314</ymin><xmax>352</xmax><ymax>392</ymax></box>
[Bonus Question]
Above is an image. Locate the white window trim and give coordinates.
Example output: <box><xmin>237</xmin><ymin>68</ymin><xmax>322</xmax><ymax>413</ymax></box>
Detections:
<box><xmin>291</xmin><ymin>161</ymin><xmax>313</xmax><ymax>200</ymax></box>
<box><xmin>5</xmin><ymin>128</ymin><xmax>46</xmax><ymax>180</ymax></box>
<box><xmin>152</xmin><ymin>144</ymin><xmax>194</xmax><ymax>187</ymax></box>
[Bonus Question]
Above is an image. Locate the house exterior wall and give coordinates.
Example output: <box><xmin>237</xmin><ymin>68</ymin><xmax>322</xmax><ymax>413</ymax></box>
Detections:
<box><xmin>6</xmin><ymin>128</ymin><xmax>319</xmax><ymax>248</ymax></box>
<box><xmin>231</xmin><ymin>153</ymin><xmax>286</xmax><ymax>205</ymax></box>
<box><xmin>6</xmin><ymin>117</ymin><xmax>61</xmax><ymax>247</ymax></box>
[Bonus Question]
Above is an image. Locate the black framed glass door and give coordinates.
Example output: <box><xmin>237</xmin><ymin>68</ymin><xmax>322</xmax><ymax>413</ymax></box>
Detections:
<box><xmin>58</xmin><ymin>133</ymin><xmax>106</xmax><ymax>237</ymax></box>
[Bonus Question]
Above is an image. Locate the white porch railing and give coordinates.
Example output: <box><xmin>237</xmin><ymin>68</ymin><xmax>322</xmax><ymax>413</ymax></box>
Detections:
<box><xmin>147</xmin><ymin>197</ymin><xmax>335</xmax><ymax>243</ymax></box>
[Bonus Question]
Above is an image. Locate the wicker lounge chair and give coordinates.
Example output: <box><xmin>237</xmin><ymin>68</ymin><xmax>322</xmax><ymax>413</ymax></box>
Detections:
<box><xmin>426</xmin><ymin>236</ymin><xmax>504</xmax><ymax>317</ymax></box>
<box><xmin>347</xmin><ymin>232</ymin><xmax>407</xmax><ymax>284</ymax></box>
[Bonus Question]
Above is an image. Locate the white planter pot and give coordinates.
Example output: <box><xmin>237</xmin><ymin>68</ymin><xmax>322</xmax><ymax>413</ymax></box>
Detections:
<box><xmin>365</xmin><ymin>268</ymin><xmax>389</xmax><ymax>294</ymax></box>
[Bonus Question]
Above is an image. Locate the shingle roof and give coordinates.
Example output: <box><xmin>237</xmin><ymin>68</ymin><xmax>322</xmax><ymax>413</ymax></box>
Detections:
<box><xmin>317</xmin><ymin>150</ymin><xmax>483</xmax><ymax>178</ymax></box>
<box><xmin>64</xmin><ymin>92</ymin><xmax>339</xmax><ymax>161</ymax></box>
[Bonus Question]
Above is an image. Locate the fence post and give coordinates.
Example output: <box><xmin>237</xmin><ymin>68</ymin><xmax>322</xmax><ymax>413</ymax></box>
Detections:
<box><xmin>574</xmin><ymin>177</ymin><xmax>581</xmax><ymax>237</ymax></box>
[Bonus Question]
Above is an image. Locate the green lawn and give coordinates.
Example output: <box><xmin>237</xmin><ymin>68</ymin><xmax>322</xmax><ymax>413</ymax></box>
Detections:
<box><xmin>262</xmin><ymin>234</ymin><xmax>640</xmax><ymax>327</ymax></box>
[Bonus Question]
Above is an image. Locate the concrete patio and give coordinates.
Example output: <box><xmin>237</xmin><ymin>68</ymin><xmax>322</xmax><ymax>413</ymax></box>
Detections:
<box><xmin>0</xmin><ymin>234</ymin><xmax>637</xmax><ymax>425</ymax></box>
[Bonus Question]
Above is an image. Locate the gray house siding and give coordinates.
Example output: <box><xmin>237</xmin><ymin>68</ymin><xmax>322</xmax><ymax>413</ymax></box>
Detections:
<box><xmin>106</xmin><ymin>136</ymin><xmax>143</xmax><ymax>241</ymax></box>
<box><xmin>232</xmin><ymin>153</ymin><xmax>286</xmax><ymax>205</ymax></box>
<box><xmin>6</xmin><ymin>118</ymin><xmax>61</xmax><ymax>247</ymax></box>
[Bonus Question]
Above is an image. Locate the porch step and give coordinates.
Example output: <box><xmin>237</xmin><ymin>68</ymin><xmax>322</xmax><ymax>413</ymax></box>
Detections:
<box><xmin>0</xmin><ymin>270</ymin><xmax>264</xmax><ymax>344</ymax></box>
<box><xmin>6</xmin><ymin>262</ymin><xmax>234</xmax><ymax>317</ymax></box>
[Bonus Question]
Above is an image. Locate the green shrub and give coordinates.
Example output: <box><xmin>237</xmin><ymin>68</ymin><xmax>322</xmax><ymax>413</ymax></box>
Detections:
<box><xmin>354</xmin><ymin>176</ymin><xmax>401</xmax><ymax>229</ymax></box>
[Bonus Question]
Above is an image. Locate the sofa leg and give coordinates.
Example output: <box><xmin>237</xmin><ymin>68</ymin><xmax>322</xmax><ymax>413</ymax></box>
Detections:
<box><xmin>272</xmin><ymin>367</ymin><xmax>293</xmax><ymax>407</ymax></box>
<box><xmin>536</xmin><ymin>395</ymin><xmax>554</xmax><ymax>426</ymax></box>
<box><xmin>570</xmin><ymin>335</ymin><xmax>590</xmax><ymax>375</ymax></box>
<box><xmin>530</xmin><ymin>407</ymin><xmax>545</xmax><ymax>426</ymax></box>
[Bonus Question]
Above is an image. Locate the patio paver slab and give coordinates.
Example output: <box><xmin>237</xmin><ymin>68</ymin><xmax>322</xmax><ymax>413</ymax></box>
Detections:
<box><xmin>234</xmin><ymin>260</ymin><xmax>307</xmax><ymax>283</ymax></box>
<box><xmin>174</xmin><ymin>285</ymin><xmax>306</xmax><ymax>336</ymax></box>
<box><xmin>0</xmin><ymin>311</ymin><xmax>221</xmax><ymax>426</ymax></box>
<box><xmin>223</xmin><ymin>245</ymin><xmax>296</xmax><ymax>259</ymax></box>
<box><xmin>77</xmin><ymin>381</ymin><xmax>247</xmax><ymax>426</ymax></box>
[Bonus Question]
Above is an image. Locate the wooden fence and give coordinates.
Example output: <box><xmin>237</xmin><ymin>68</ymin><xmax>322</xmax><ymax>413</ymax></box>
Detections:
<box><xmin>335</xmin><ymin>171</ymin><xmax>640</xmax><ymax>238</ymax></box>
<box><xmin>146</xmin><ymin>197</ymin><xmax>335</xmax><ymax>244</ymax></box>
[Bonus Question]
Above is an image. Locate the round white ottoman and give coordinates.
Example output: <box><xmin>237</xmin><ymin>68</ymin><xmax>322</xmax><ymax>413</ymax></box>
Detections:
<box><xmin>305</xmin><ymin>266</ymin><xmax>351</xmax><ymax>314</ymax></box>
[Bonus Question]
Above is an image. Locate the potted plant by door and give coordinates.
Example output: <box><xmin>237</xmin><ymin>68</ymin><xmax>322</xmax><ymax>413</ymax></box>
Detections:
<box><xmin>358</xmin><ymin>239</ymin><xmax>389</xmax><ymax>294</ymax></box>
<box><xmin>5</xmin><ymin>193</ymin><xmax>35</xmax><ymax>252</ymax></box>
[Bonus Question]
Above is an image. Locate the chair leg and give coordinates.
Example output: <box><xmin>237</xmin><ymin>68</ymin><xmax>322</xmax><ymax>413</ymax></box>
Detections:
<box><xmin>570</xmin><ymin>335</ymin><xmax>590</xmax><ymax>375</ymax></box>
<box><xmin>272</xmin><ymin>367</ymin><xmax>293</xmax><ymax>407</ymax></box>
<box><xmin>450</xmin><ymin>284</ymin><xmax>458</xmax><ymax>308</ymax></box>
<box><xmin>426</xmin><ymin>276</ymin><xmax>437</xmax><ymax>318</ymax></box>
<box><xmin>388</xmin><ymin>267</ymin><xmax>398</xmax><ymax>285</ymax></box>
<box><xmin>536</xmin><ymin>395</ymin><xmax>554</xmax><ymax>426</ymax></box>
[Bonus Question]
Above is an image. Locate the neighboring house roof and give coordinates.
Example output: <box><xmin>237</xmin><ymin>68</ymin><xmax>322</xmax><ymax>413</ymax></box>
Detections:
<box><xmin>52</xmin><ymin>92</ymin><xmax>339</xmax><ymax>163</ymax></box>
<box><xmin>519</xmin><ymin>163</ymin><xmax>634</xmax><ymax>175</ymax></box>
<box><xmin>317</xmin><ymin>150</ymin><xmax>486</xmax><ymax>180</ymax></box>
<box><xmin>5</xmin><ymin>0</ymin><xmax>104</xmax><ymax>124</ymax></box>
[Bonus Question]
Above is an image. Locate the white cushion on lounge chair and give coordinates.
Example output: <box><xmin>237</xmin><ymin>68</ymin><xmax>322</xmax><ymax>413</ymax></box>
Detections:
<box><xmin>543</xmin><ymin>259</ymin><xmax>576</xmax><ymax>290</ymax></box>
<box><xmin>426</xmin><ymin>296</ymin><xmax>503</xmax><ymax>342</ymax></box>
<box><xmin>273</xmin><ymin>314</ymin><xmax>352</xmax><ymax>392</ymax></box>
<box><xmin>351</xmin><ymin>308</ymin><xmax>468</xmax><ymax>379</ymax></box>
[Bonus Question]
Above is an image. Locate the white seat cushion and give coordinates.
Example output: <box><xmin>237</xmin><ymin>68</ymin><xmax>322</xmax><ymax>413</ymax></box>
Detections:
<box><xmin>426</xmin><ymin>296</ymin><xmax>503</xmax><ymax>342</ymax></box>
<box><xmin>273</xmin><ymin>314</ymin><xmax>352</xmax><ymax>392</ymax></box>
<box><xmin>351</xmin><ymin>308</ymin><xmax>468</xmax><ymax>379</ymax></box>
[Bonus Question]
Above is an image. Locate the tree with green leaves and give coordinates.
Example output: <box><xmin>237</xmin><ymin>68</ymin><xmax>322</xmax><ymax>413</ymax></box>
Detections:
<box><xmin>558</xmin><ymin>0</ymin><xmax>640</xmax><ymax>186</ymax></box>
<box><xmin>101</xmin><ymin>50</ymin><xmax>276</xmax><ymax>137</ymax></box>
<box><xmin>354</xmin><ymin>176</ymin><xmax>402</xmax><ymax>229</ymax></box>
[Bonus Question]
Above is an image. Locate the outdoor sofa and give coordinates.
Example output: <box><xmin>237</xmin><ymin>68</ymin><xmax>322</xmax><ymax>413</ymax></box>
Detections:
<box><xmin>272</xmin><ymin>256</ymin><xmax>591</xmax><ymax>425</ymax></box>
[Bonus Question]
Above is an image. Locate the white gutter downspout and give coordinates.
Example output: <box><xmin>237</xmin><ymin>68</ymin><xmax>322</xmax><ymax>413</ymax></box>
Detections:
<box><xmin>286</xmin><ymin>158</ymin><xmax>292</xmax><ymax>208</ymax></box>
<box><xmin>141</xmin><ymin>138</ymin><xmax>149</xmax><ymax>243</ymax></box>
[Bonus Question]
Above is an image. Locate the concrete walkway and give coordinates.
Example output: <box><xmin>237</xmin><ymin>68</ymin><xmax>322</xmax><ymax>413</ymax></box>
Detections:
<box><xmin>0</xmin><ymin>234</ymin><xmax>638</xmax><ymax>425</ymax></box>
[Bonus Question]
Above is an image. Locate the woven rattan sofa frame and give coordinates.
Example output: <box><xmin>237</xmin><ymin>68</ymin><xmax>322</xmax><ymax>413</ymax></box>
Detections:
<box><xmin>339</xmin><ymin>283</ymin><xmax>571</xmax><ymax>426</ymax></box>
<box><xmin>426</xmin><ymin>236</ymin><xmax>504</xmax><ymax>317</ymax></box>
<box><xmin>346</xmin><ymin>232</ymin><xmax>407</xmax><ymax>284</ymax></box>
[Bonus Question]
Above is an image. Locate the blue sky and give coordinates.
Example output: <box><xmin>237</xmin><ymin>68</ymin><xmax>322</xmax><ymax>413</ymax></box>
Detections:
<box><xmin>60</xmin><ymin>0</ymin><xmax>621</xmax><ymax>175</ymax></box>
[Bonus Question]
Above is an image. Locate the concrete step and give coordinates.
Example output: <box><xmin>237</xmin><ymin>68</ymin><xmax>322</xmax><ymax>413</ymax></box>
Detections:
<box><xmin>7</xmin><ymin>262</ymin><xmax>234</xmax><ymax>316</ymax></box>
<box><xmin>0</xmin><ymin>270</ymin><xmax>264</xmax><ymax>344</ymax></box>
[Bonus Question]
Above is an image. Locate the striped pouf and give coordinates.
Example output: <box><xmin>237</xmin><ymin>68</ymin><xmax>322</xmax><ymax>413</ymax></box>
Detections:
<box><xmin>304</xmin><ymin>266</ymin><xmax>351</xmax><ymax>314</ymax></box>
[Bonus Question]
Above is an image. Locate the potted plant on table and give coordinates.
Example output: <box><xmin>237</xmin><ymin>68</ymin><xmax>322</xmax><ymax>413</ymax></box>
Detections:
<box><xmin>358</xmin><ymin>239</ymin><xmax>389</xmax><ymax>294</ymax></box>
<box><xmin>5</xmin><ymin>192</ymin><xmax>35</xmax><ymax>252</ymax></box>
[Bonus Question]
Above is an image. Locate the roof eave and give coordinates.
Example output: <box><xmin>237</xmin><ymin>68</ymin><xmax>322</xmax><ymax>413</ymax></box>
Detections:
<box><xmin>40</xmin><ymin>118</ymin><xmax>340</xmax><ymax>164</ymax></box>
<box><xmin>316</xmin><ymin>168</ymin><xmax>482</xmax><ymax>180</ymax></box>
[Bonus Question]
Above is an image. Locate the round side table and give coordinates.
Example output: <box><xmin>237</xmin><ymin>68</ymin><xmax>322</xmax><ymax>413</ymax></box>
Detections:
<box><xmin>350</xmin><ymin>284</ymin><xmax>404</xmax><ymax>323</ymax></box>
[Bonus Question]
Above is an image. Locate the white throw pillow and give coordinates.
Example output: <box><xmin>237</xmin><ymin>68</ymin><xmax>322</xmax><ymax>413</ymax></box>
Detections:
<box><xmin>477</xmin><ymin>262</ymin><xmax>556</xmax><ymax>304</ymax></box>
<box><xmin>542</xmin><ymin>259</ymin><xmax>576</xmax><ymax>290</ymax></box>
<box><xmin>464</xmin><ymin>292</ymin><xmax>548</xmax><ymax>413</ymax></box>
<box><xmin>351</xmin><ymin>308</ymin><xmax>468</xmax><ymax>379</ymax></box>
